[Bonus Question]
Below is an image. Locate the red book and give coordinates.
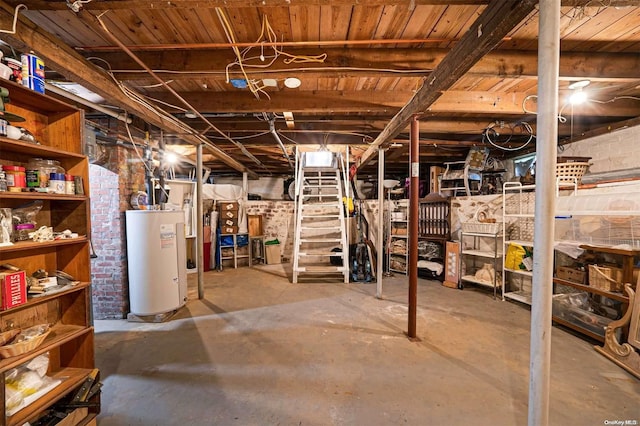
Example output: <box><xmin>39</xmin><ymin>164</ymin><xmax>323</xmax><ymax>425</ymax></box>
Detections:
<box><xmin>0</xmin><ymin>270</ymin><xmax>27</xmax><ymax>310</ymax></box>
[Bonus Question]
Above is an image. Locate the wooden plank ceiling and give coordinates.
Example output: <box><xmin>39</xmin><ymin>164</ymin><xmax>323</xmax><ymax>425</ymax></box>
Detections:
<box><xmin>1</xmin><ymin>0</ymin><xmax>640</xmax><ymax>178</ymax></box>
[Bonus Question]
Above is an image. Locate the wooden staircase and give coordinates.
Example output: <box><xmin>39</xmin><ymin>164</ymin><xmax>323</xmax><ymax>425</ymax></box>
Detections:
<box><xmin>292</xmin><ymin>152</ymin><xmax>349</xmax><ymax>283</ymax></box>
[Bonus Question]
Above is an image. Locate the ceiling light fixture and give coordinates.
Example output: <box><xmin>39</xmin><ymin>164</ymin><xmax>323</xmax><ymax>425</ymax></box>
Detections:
<box><xmin>164</xmin><ymin>152</ymin><xmax>178</xmax><ymax>164</ymax></box>
<box><xmin>569</xmin><ymin>90</ymin><xmax>588</xmax><ymax>105</ymax></box>
<box><xmin>568</xmin><ymin>80</ymin><xmax>590</xmax><ymax>90</ymax></box>
<box><xmin>184</xmin><ymin>111</ymin><xmax>197</xmax><ymax>119</ymax></box>
<box><xmin>284</xmin><ymin>77</ymin><xmax>301</xmax><ymax>89</ymax></box>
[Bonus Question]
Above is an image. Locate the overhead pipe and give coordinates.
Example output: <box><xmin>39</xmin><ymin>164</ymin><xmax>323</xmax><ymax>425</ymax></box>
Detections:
<box><xmin>269</xmin><ymin>119</ymin><xmax>294</xmax><ymax>171</ymax></box>
<box><xmin>45</xmin><ymin>82</ymin><xmax>132</xmax><ymax>124</ymax></box>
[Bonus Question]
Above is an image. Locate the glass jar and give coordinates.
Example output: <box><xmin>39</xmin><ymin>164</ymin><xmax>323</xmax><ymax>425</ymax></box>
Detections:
<box><xmin>26</xmin><ymin>158</ymin><xmax>65</xmax><ymax>189</ymax></box>
<box><xmin>4</xmin><ymin>165</ymin><xmax>26</xmax><ymax>191</ymax></box>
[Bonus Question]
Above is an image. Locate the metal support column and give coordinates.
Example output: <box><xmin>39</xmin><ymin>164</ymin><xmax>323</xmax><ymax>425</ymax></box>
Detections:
<box><xmin>529</xmin><ymin>1</ymin><xmax>560</xmax><ymax>425</ymax></box>
<box><xmin>376</xmin><ymin>148</ymin><xmax>385</xmax><ymax>299</ymax></box>
<box><xmin>408</xmin><ymin>116</ymin><xmax>419</xmax><ymax>339</ymax></box>
<box><xmin>196</xmin><ymin>143</ymin><xmax>204</xmax><ymax>300</ymax></box>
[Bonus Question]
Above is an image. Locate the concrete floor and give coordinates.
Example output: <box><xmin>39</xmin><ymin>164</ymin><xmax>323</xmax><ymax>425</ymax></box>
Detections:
<box><xmin>94</xmin><ymin>265</ymin><xmax>640</xmax><ymax>425</ymax></box>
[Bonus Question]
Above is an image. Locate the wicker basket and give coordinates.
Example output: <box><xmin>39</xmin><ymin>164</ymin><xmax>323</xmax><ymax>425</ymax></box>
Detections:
<box><xmin>461</xmin><ymin>221</ymin><xmax>502</xmax><ymax>234</ymax></box>
<box><xmin>461</xmin><ymin>207</ymin><xmax>502</xmax><ymax>234</ymax></box>
<box><xmin>588</xmin><ymin>264</ymin><xmax>622</xmax><ymax>292</ymax></box>
<box><xmin>556</xmin><ymin>162</ymin><xmax>590</xmax><ymax>185</ymax></box>
<box><xmin>0</xmin><ymin>329</ymin><xmax>20</xmax><ymax>346</ymax></box>
<box><xmin>0</xmin><ymin>328</ymin><xmax>50</xmax><ymax>359</ymax></box>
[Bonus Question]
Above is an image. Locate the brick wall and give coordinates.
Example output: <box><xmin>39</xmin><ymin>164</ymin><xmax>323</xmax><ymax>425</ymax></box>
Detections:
<box><xmin>89</xmin><ymin>145</ymin><xmax>146</xmax><ymax>319</ymax></box>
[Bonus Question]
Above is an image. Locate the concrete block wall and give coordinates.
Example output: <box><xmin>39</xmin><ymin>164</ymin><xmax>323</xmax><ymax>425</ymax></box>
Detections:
<box><xmin>560</xmin><ymin>125</ymin><xmax>640</xmax><ymax>174</ymax></box>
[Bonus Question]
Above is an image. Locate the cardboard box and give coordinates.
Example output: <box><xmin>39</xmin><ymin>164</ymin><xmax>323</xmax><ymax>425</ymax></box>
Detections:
<box><xmin>248</xmin><ymin>215</ymin><xmax>263</xmax><ymax>236</ymax></box>
<box><xmin>0</xmin><ymin>270</ymin><xmax>27</xmax><ymax>310</ymax></box>
<box><xmin>220</xmin><ymin>218</ymin><xmax>238</xmax><ymax>227</ymax></box>
<box><xmin>265</xmin><ymin>244</ymin><xmax>281</xmax><ymax>264</ymax></box>
<box><xmin>556</xmin><ymin>266</ymin><xmax>586</xmax><ymax>284</ymax></box>
<box><xmin>218</xmin><ymin>201</ymin><xmax>239</xmax><ymax>211</ymax></box>
<box><xmin>221</xmin><ymin>225</ymin><xmax>238</xmax><ymax>234</ymax></box>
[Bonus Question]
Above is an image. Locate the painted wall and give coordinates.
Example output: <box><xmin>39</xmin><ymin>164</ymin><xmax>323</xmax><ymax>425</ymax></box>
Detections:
<box><xmin>558</xmin><ymin>125</ymin><xmax>640</xmax><ymax>175</ymax></box>
<box><xmin>215</xmin><ymin>176</ymin><xmax>288</xmax><ymax>200</ymax></box>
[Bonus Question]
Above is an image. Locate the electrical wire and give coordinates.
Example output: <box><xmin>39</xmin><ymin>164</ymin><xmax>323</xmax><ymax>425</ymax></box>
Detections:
<box><xmin>216</xmin><ymin>11</ymin><xmax>328</xmax><ymax>98</ymax></box>
<box><xmin>93</xmin><ymin>12</ymin><xmax>270</xmax><ymax>173</ymax></box>
<box><xmin>482</xmin><ymin>121</ymin><xmax>535</xmax><ymax>152</ymax></box>
<box><xmin>0</xmin><ymin>4</ymin><xmax>27</xmax><ymax>34</ymax></box>
<box><xmin>208</xmin><ymin>131</ymin><xmax>271</xmax><ymax>140</ymax></box>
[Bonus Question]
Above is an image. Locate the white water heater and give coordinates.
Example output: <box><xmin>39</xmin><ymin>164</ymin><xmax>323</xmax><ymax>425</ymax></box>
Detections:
<box><xmin>126</xmin><ymin>210</ymin><xmax>187</xmax><ymax>316</ymax></box>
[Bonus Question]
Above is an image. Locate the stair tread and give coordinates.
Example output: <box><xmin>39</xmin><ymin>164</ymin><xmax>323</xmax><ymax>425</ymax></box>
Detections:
<box><xmin>299</xmin><ymin>252</ymin><xmax>344</xmax><ymax>257</ymax></box>
<box><xmin>300</xmin><ymin>238</ymin><xmax>343</xmax><ymax>242</ymax></box>
<box><xmin>294</xmin><ymin>265</ymin><xmax>349</xmax><ymax>272</ymax></box>
<box><xmin>301</xmin><ymin>226</ymin><xmax>341</xmax><ymax>230</ymax></box>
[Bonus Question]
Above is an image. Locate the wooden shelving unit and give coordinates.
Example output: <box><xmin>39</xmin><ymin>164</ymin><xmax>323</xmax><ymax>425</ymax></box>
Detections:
<box><xmin>0</xmin><ymin>81</ymin><xmax>99</xmax><ymax>425</ymax></box>
<box><xmin>417</xmin><ymin>194</ymin><xmax>450</xmax><ymax>280</ymax></box>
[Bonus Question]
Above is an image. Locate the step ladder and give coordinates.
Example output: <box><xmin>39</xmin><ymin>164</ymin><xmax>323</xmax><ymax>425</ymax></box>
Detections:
<box><xmin>292</xmin><ymin>151</ymin><xmax>350</xmax><ymax>283</ymax></box>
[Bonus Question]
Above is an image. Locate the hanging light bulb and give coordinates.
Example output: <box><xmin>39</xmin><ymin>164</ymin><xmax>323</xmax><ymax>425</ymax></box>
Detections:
<box><xmin>569</xmin><ymin>89</ymin><xmax>588</xmax><ymax>105</ymax></box>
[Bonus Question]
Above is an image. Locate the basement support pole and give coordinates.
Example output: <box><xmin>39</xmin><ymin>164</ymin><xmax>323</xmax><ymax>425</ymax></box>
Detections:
<box><xmin>376</xmin><ymin>148</ymin><xmax>385</xmax><ymax>299</ymax></box>
<box><xmin>528</xmin><ymin>1</ymin><xmax>560</xmax><ymax>425</ymax></box>
<box><xmin>408</xmin><ymin>116</ymin><xmax>419</xmax><ymax>339</ymax></box>
<box><xmin>197</xmin><ymin>143</ymin><xmax>204</xmax><ymax>300</ymax></box>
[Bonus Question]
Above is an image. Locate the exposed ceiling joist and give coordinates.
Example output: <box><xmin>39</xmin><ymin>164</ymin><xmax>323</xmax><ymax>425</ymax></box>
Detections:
<box><xmin>141</xmin><ymin>89</ymin><xmax>640</xmax><ymax>117</ymax></box>
<box><xmin>87</xmin><ymin>48</ymin><xmax>640</xmax><ymax>83</ymax></box>
<box><xmin>11</xmin><ymin>0</ymin><xmax>640</xmax><ymax>11</ymax></box>
<box><xmin>358</xmin><ymin>0</ymin><xmax>539</xmax><ymax>168</ymax></box>
<box><xmin>0</xmin><ymin>1</ymin><xmax>258</xmax><ymax>178</ymax></box>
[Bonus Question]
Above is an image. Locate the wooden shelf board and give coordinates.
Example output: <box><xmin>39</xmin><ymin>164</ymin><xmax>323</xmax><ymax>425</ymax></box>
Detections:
<box><xmin>0</xmin><ymin>192</ymin><xmax>87</xmax><ymax>201</ymax></box>
<box><xmin>552</xmin><ymin>278</ymin><xmax>629</xmax><ymax>302</ymax></box>
<box><xmin>0</xmin><ymin>325</ymin><xmax>91</xmax><ymax>372</ymax></box>
<box><xmin>0</xmin><ymin>237</ymin><xmax>88</xmax><ymax>253</ymax></box>
<box><xmin>0</xmin><ymin>137</ymin><xmax>85</xmax><ymax>159</ymax></box>
<box><xmin>3</xmin><ymin>282</ymin><xmax>90</xmax><ymax>315</ymax></box>
<box><xmin>8</xmin><ymin>367</ymin><xmax>94</xmax><ymax>426</ymax></box>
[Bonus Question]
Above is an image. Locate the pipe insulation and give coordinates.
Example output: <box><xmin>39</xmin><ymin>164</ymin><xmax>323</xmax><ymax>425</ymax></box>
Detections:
<box><xmin>269</xmin><ymin>120</ymin><xmax>294</xmax><ymax>171</ymax></box>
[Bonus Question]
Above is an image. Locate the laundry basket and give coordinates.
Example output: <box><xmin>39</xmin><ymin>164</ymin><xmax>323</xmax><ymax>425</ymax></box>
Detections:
<box><xmin>556</xmin><ymin>162</ymin><xmax>590</xmax><ymax>185</ymax></box>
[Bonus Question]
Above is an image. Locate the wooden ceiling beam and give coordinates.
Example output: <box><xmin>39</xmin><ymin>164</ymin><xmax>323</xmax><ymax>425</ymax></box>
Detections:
<box><xmin>140</xmin><ymin>89</ymin><xmax>640</xmax><ymax>117</ymax></box>
<box><xmin>358</xmin><ymin>0</ymin><xmax>539</xmax><ymax>168</ymax></box>
<box><xmin>0</xmin><ymin>1</ymin><xmax>257</xmax><ymax>178</ymax></box>
<box><xmin>91</xmin><ymin>48</ymin><xmax>640</xmax><ymax>83</ymax></box>
<box><xmin>11</xmin><ymin>0</ymin><xmax>640</xmax><ymax>11</ymax></box>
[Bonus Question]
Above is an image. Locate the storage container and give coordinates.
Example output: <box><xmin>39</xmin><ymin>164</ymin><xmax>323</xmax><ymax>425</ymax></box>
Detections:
<box><xmin>4</xmin><ymin>165</ymin><xmax>26</xmax><ymax>190</ymax></box>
